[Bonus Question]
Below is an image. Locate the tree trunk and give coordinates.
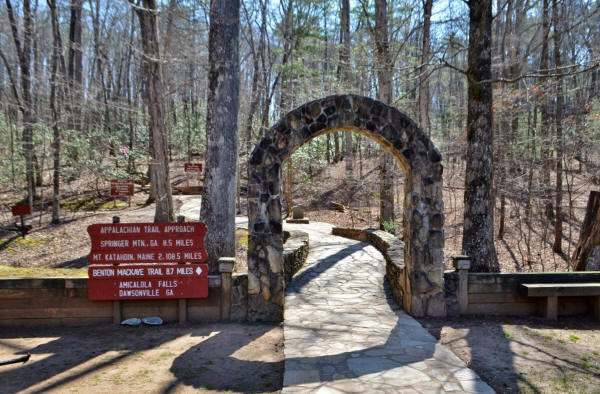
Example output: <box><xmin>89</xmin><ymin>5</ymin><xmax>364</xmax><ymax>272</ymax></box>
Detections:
<box><xmin>340</xmin><ymin>0</ymin><xmax>353</xmax><ymax>179</ymax></box>
<box><xmin>418</xmin><ymin>0</ymin><xmax>432</xmax><ymax>135</ymax></box>
<box><xmin>552</xmin><ymin>0</ymin><xmax>564</xmax><ymax>254</ymax></box>
<box><xmin>6</xmin><ymin>0</ymin><xmax>36</xmax><ymax>209</ymax></box>
<box><xmin>463</xmin><ymin>0</ymin><xmax>499</xmax><ymax>272</ymax></box>
<box><xmin>200</xmin><ymin>0</ymin><xmax>240</xmax><ymax>272</ymax></box>
<box><xmin>134</xmin><ymin>0</ymin><xmax>174</xmax><ymax>223</ymax></box>
<box><xmin>48</xmin><ymin>0</ymin><xmax>62</xmax><ymax>224</ymax></box>
<box><xmin>539</xmin><ymin>0</ymin><xmax>553</xmax><ymax>218</ymax></box>
<box><xmin>68</xmin><ymin>0</ymin><xmax>83</xmax><ymax>132</ymax></box>
<box><xmin>243</xmin><ymin>0</ymin><xmax>266</xmax><ymax>158</ymax></box>
<box><xmin>374</xmin><ymin>0</ymin><xmax>395</xmax><ymax>229</ymax></box>
<box><xmin>573</xmin><ymin>191</ymin><xmax>600</xmax><ymax>271</ymax></box>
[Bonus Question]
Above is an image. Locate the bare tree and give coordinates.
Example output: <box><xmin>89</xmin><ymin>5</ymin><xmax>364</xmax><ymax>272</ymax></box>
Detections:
<box><xmin>200</xmin><ymin>0</ymin><xmax>240</xmax><ymax>272</ymax></box>
<box><xmin>132</xmin><ymin>0</ymin><xmax>174</xmax><ymax>223</ymax></box>
<box><xmin>463</xmin><ymin>0</ymin><xmax>499</xmax><ymax>272</ymax></box>
<box><xmin>418</xmin><ymin>0</ymin><xmax>433</xmax><ymax>135</ymax></box>
<box><xmin>374</xmin><ymin>0</ymin><xmax>395</xmax><ymax>230</ymax></box>
<box><xmin>552</xmin><ymin>0</ymin><xmax>564</xmax><ymax>253</ymax></box>
<box><xmin>48</xmin><ymin>0</ymin><xmax>66</xmax><ymax>224</ymax></box>
<box><xmin>67</xmin><ymin>0</ymin><xmax>83</xmax><ymax>132</ymax></box>
<box><xmin>4</xmin><ymin>0</ymin><xmax>36</xmax><ymax>209</ymax></box>
<box><xmin>340</xmin><ymin>0</ymin><xmax>353</xmax><ymax>179</ymax></box>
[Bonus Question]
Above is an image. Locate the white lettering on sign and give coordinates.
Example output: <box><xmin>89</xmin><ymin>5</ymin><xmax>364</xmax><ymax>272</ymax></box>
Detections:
<box><xmin>92</xmin><ymin>268</ymin><xmax>115</xmax><ymax>277</ymax></box>
<box><xmin>132</xmin><ymin>239</ymin><xmax>147</xmax><ymax>247</ymax></box>
<box><xmin>100</xmin><ymin>240</ymin><xmax>129</xmax><ymax>248</ymax></box>
<box><xmin>119</xmin><ymin>281</ymin><xmax>152</xmax><ymax>289</ymax></box>
<box><xmin>177</xmin><ymin>267</ymin><xmax>193</xmax><ymax>275</ymax></box>
<box><xmin>104</xmin><ymin>253</ymin><xmax>135</xmax><ymax>262</ymax></box>
<box><xmin>164</xmin><ymin>225</ymin><xmax>195</xmax><ymax>233</ymax></box>
<box><xmin>166</xmin><ymin>289</ymin><xmax>174</xmax><ymax>296</ymax></box>
<box><xmin>117</xmin><ymin>268</ymin><xmax>145</xmax><ymax>276</ymax></box>
<box><xmin>99</xmin><ymin>226</ymin><xmax>140</xmax><ymax>234</ymax></box>
<box><xmin>136</xmin><ymin>253</ymin><xmax>155</xmax><ymax>260</ymax></box>
<box><xmin>158</xmin><ymin>280</ymin><xmax>178</xmax><ymax>288</ymax></box>
<box><xmin>183</xmin><ymin>252</ymin><xmax>203</xmax><ymax>260</ymax></box>
<box><xmin>147</xmin><ymin>267</ymin><xmax>163</xmax><ymax>275</ymax></box>
<box><xmin>175</xmin><ymin>239</ymin><xmax>194</xmax><ymax>246</ymax></box>
<box><xmin>143</xmin><ymin>225</ymin><xmax>160</xmax><ymax>233</ymax></box>
<box><xmin>118</xmin><ymin>289</ymin><xmax>160</xmax><ymax>297</ymax></box>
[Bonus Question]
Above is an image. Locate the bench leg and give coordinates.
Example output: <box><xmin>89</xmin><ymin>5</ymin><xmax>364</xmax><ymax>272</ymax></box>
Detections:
<box><xmin>545</xmin><ymin>296</ymin><xmax>557</xmax><ymax>320</ymax></box>
<box><xmin>593</xmin><ymin>296</ymin><xmax>600</xmax><ymax>320</ymax></box>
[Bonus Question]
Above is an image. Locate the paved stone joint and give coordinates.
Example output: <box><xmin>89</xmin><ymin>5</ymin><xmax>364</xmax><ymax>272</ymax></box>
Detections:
<box><xmin>247</xmin><ymin>94</ymin><xmax>445</xmax><ymax>321</ymax></box>
<box><xmin>283</xmin><ymin>222</ymin><xmax>494</xmax><ymax>393</ymax></box>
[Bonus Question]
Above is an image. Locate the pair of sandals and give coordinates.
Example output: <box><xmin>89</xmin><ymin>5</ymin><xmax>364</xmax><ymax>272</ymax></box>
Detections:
<box><xmin>121</xmin><ymin>316</ymin><xmax>163</xmax><ymax>326</ymax></box>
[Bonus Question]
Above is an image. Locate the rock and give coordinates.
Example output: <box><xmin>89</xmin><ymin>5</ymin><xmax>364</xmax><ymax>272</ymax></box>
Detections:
<box><xmin>292</xmin><ymin>205</ymin><xmax>305</xmax><ymax>219</ymax></box>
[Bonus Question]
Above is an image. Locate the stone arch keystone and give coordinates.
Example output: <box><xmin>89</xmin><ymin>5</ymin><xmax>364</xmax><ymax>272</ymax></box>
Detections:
<box><xmin>247</xmin><ymin>94</ymin><xmax>445</xmax><ymax>321</ymax></box>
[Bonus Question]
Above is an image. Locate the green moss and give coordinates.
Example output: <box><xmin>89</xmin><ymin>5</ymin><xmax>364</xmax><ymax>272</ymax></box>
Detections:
<box><xmin>4</xmin><ymin>235</ymin><xmax>47</xmax><ymax>251</ymax></box>
<box><xmin>101</xmin><ymin>201</ymin><xmax>127</xmax><ymax>209</ymax></box>
<box><xmin>61</xmin><ymin>198</ymin><xmax>126</xmax><ymax>211</ymax></box>
<box><xmin>61</xmin><ymin>198</ymin><xmax>97</xmax><ymax>211</ymax></box>
<box><xmin>0</xmin><ymin>265</ymin><xmax>88</xmax><ymax>278</ymax></box>
<box><xmin>236</xmin><ymin>228</ymin><xmax>248</xmax><ymax>247</ymax></box>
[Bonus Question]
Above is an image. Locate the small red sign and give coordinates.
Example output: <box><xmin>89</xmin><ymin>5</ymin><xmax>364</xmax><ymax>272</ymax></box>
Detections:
<box><xmin>87</xmin><ymin>222</ymin><xmax>208</xmax><ymax>264</ymax></box>
<box><xmin>87</xmin><ymin>263</ymin><xmax>208</xmax><ymax>300</ymax></box>
<box><xmin>11</xmin><ymin>204</ymin><xmax>31</xmax><ymax>216</ymax></box>
<box><xmin>110</xmin><ymin>179</ymin><xmax>134</xmax><ymax>196</ymax></box>
<box><xmin>184</xmin><ymin>163</ymin><xmax>203</xmax><ymax>173</ymax></box>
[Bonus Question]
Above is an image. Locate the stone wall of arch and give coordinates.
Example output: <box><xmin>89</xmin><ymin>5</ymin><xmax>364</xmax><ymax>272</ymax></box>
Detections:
<box><xmin>247</xmin><ymin>94</ymin><xmax>446</xmax><ymax>321</ymax></box>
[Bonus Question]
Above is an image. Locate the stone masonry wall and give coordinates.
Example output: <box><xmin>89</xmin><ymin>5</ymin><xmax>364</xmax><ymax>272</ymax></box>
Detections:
<box><xmin>230</xmin><ymin>230</ymin><xmax>309</xmax><ymax>321</ymax></box>
<box><xmin>283</xmin><ymin>230</ymin><xmax>310</xmax><ymax>284</ymax></box>
<box><xmin>247</xmin><ymin>94</ymin><xmax>445</xmax><ymax>320</ymax></box>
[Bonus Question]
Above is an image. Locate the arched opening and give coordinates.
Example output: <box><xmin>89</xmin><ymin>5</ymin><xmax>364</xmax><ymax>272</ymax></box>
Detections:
<box><xmin>247</xmin><ymin>95</ymin><xmax>445</xmax><ymax>321</ymax></box>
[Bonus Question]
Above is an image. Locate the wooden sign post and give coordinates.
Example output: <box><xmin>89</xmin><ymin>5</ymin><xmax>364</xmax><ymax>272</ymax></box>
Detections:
<box><xmin>110</xmin><ymin>179</ymin><xmax>134</xmax><ymax>207</ymax></box>
<box><xmin>11</xmin><ymin>204</ymin><xmax>31</xmax><ymax>238</ymax></box>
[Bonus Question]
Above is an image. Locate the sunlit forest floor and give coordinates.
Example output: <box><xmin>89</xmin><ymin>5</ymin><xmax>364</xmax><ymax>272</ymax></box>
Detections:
<box><xmin>287</xmin><ymin>156</ymin><xmax>595</xmax><ymax>273</ymax></box>
<box><xmin>0</xmin><ymin>155</ymin><xmax>596</xmax><ymax>273</ymax></box>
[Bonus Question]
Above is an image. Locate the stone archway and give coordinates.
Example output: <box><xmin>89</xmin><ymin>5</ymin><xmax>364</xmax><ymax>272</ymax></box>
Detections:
<box><xmin>247</xmin><ymin>94</ymin><xmax>445</xmax><ymax>321</ymax></box>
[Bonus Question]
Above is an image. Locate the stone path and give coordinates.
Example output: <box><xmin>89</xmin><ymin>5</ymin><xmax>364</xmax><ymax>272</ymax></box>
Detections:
<box><xmin>282</xmin><ymin>221</ymin><xmax>494</xmax><ymax>393</ymax></box>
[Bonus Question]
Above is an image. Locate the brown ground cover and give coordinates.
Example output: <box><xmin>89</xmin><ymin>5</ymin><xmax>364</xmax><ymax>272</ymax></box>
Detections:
<box><xmin>0</xmin><ymin>322</ymin><xmax>283</xmax><ymax>393</ymax></box>
<box><xmin>418</xmin><ymin>315</ymin><xmax>600</xmax><ymax>393</ymax></box>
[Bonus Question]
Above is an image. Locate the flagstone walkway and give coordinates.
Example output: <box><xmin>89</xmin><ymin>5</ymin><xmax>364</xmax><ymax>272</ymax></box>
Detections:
<box><xmin>282</xmin><ymin>221</ymin><xmax>494</xmax><ymax>393</ymax></box>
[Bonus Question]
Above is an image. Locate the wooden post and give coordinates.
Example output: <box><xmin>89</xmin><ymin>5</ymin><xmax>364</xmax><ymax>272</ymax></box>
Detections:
<box><xmin>545</xmin><ymin>296</ymin><xmax>558</xmax><ymax>320</ymax></box>
<box><xmin>112</xmin><ymin>216</ymin><xmax>121</xmax><ymax>324</ymax></box>
<box><xmin>452</xmin><ymin>255</ymin><xmax>471</xmax><ymax>314</ymax></box>
<box><xmin>592</xmin><ymin>296</ymin><xmax>600</xmax><ymax>320</ymax></box>
<box><xmin>20</xmin><ymin>215</ymin><xmax>25</xmax><ymax>239</ymax></box>
<box><xmin>219</xmin><ymin>257</ymin><xmax>235</xmax><ymax>320</ymax></box>
<box><xmin>177</xmin><ymin>215</ymin><xmax>188</xmax><ymax>324</ymax></box>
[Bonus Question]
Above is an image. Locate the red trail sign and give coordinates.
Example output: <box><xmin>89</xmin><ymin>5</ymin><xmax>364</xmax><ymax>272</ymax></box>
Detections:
<box><xmin>184</xmin><ymin>163</ymin><xmax>203</xmax><ymax>173</ymax></box>
<box><xmin>110</xmin><ymin>179</ymin><xmax>134</xmax><ymax>196</ymax></box>
<box><xmin>88</xmin><ymin>263</ymin><xmax>208</xmax><ymax>300</ymax></box>
<box><xmin>87</xmin><ymin>222</ymin><xmax>208</xmax><ymax>264</ymax></box>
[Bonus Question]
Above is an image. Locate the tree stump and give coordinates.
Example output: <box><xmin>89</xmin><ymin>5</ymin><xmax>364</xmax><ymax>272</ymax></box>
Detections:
<box><xmin>573</xmin><ymin>191</ymin><xmax>600</xmax><ymax>271</ymax></box>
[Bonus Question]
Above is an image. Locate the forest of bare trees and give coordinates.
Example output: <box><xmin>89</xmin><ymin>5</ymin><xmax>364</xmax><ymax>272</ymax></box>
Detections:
<box><xmin>1</xmin><ymin>0</ymin><xmax>599</xmax><ymax>272</ymax></box>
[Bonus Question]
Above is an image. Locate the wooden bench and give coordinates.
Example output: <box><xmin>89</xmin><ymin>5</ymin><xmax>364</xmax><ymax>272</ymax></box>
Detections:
<box><xmin>519</xmin><ymin>283</ymin><xmax>600</xmax><ymax>320</ymax></box>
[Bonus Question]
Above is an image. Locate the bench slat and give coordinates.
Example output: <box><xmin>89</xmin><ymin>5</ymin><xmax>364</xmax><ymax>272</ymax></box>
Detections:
<box><xmin>520</xmin><ymin>283</ymin><xmax>600</xmax><ymax>297</ymax></box>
